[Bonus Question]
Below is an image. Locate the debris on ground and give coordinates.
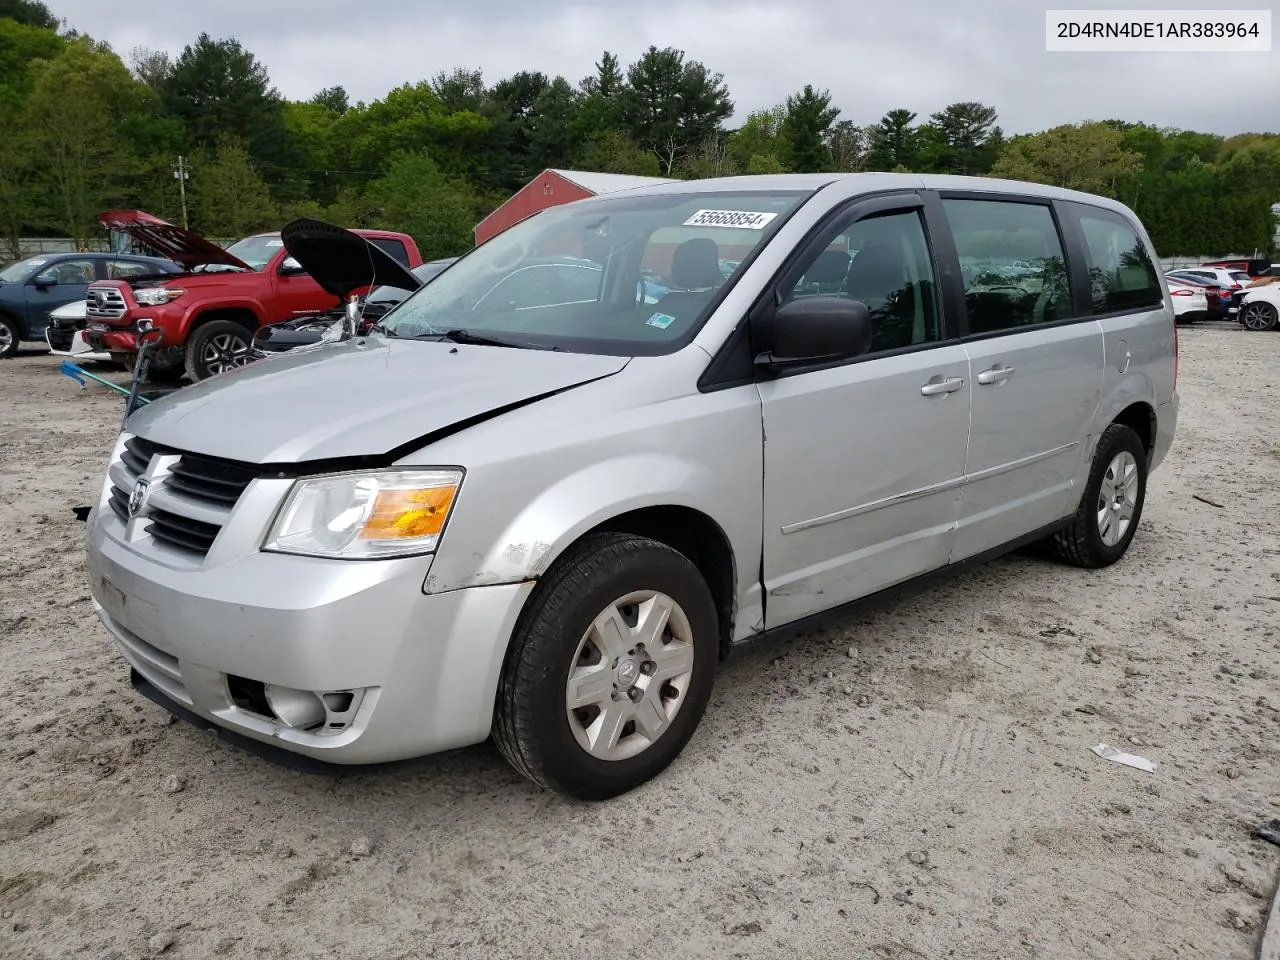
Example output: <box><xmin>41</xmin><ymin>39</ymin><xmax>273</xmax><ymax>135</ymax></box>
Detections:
<box><xmin>1091</xmin><ymin>744</ymin><xmax>1157</xmax><ymax>773</ymax></box>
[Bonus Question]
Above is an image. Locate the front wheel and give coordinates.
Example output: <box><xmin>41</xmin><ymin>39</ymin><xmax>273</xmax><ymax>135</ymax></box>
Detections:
<box><xmin>493</xmin><ymin>532</ymin><xmax>719</xmax><ymax>800</ymax></box>
<box><xmin>1047</xmin><ymin>423</ymin><xmax>1148</xmax><ymax>568</ymax></box>
<box><xmin>185</xmin><ymin>320</ymin><xmax>255</xmax><ymax>381</ymax></box>
<box><xmin>1240</xmin><ymin>301</ymin><xmax>1278</xmax><ymax>332</ymax></box>
<box><xmin>0</xmin><ymin>314</ymin><xmax>20</xmax><ymax>358</ymax></box>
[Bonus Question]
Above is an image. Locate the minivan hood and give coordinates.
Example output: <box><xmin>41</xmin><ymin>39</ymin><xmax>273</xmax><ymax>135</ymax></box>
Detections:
<box><xmin>124</xmin><ymin>338</ymin><xmax>631</xmax><ymax>464</ymax></box>
<box><xmin>97</xmin><ymin>210</ymin><xmax>252</xmax><ymax>271</ymax></box>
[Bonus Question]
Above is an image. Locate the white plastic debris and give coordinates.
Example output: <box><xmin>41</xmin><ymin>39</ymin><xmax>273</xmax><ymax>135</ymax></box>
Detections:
<box><xmin>1091</xmin><ymin>743</ymin><xmax>1157</xmax><ymax>773</ymax></box>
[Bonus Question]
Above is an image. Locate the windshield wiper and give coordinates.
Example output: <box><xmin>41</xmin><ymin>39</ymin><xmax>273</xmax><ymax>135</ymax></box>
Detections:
<box><xmin>432</xmin><ymin>328</ymin><xmax>558</xmax><ymax>351</ymax></box>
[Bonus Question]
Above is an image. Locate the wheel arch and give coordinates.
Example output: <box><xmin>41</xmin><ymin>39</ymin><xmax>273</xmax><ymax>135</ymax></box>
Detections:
<box><xmin>1111</xmin><ymin>400</ymin><xmax>1156</xmax><ymax>460</ymax></box>
<box><xmin>582</xmin><ymin>506</ymin><xmax>738</xmax><ymax>658</ymax></box>
<box><xmin>0</xmin><ymin>307</ymin><xmax>27</xmax><ymax>338</ymax></box>
<box><xmin>186</xmin><ymin>305</ymin><xmax>263</xmax><ymax>337</ymax></box>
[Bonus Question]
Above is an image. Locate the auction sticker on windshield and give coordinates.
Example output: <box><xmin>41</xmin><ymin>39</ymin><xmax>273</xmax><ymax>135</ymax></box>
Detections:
<box><xmin>682</xmin><ymin>210</ymin><xmax>778</xmax><ymax>229</ymax></box>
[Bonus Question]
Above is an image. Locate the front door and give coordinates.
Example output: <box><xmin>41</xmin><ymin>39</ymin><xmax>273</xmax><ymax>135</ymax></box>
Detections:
<box><xmin>759</xmin><ymin>197</ymin><xmax>972</xmax><ymax>627</ymax></box>
<box><xmin>939</xmin><ymin>196</ymin><xmax>1104</xmax><ymax>562</ymax></box>
<box><xmin>269</xmin><ymin>248</ymin><xmax>336</xmax><ymax>323</ymax></box>
<box><xmin>26</xmin><ymin>258</ymin><xmax>96</xmax><ymax>336</ymax></box>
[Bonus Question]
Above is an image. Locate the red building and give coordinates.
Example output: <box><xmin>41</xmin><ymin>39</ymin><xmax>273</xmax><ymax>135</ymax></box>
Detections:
<box><xmin>473</xmin><ymin>169</ymin><xmax>674</xmax><ymax>245</ymax></box>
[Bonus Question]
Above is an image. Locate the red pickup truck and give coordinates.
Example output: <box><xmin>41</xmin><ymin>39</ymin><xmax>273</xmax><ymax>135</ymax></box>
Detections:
<box><xmin>84</xmin><ymin>211</ymin><xmax>422</xmax><ymax>381</ymax></box>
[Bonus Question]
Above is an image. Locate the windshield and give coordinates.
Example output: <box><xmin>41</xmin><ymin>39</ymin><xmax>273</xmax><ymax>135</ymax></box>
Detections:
<box><xmin>223</xmin><ymin>234</ymin><xmax>284</xmax><ymax>270</ymax></box>
<box><xmin>378</xmin><ymin>190</ymin><xmax>810</xmax><ymax>355</ymax></box>
<box><xmin>0</xmin><ymin>256</ymin><xmax>53</xmax><ymax>283</ymax></box>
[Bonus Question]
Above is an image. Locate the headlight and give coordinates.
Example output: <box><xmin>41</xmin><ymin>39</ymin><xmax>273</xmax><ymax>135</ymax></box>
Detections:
<box><xmin>134</xmin><ymin>287</ymin><xmax>185</xmax><ymax>306</ymax></box>
<box><xmin>263</xmin><ymin>469</ymin><xmax>462</xmax><ymax>559</ymax></box>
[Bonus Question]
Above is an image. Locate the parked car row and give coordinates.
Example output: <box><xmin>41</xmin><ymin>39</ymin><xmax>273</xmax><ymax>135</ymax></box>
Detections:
<box><xmin>0</xmin><ymin>252</ymin><xmax>182</xmax><ymax>358</ymax></box>
<box><xmin>1159</xmin><ymin>261</ymin><xmax>1280</xmax><ymax>330</ymax></box>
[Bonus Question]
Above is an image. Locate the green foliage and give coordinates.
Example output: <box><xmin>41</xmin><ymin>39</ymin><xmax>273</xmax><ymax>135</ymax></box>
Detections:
<box><xmin>351</xmin><ymin>151</ymin><xmax>478</xmax><ymax>258</ymax></box>
<box><xmin>0</xmin><ymin>10</ymin><xmax>1273</xmax><ymax>259</ymax></box>
<box><xmin>990</xmin><ymin>122</ymin><xmax>1144</xmax><ymax>194</ymax></box>
<box><xmin>867</xmin><ymin>109</ymin><xmax>920</xmax><ymax>171</ymax></box>
<box><xmin>780</xmin><ymin>85</ymin><xmax>839</xmax><ymax>173</ymax></box>
<box><xmin>618</xmin><ymin>46</ymin><xmax>733</xmax><ymax>174</ymax></box>
<box><xmin>161</xmin><ymin>33</ymin><xmax>290</xmax><ymax>183</ymax></box>
<box><xmin>0</xmin><ymin>0</ymin><xmax>57</xmax><ymax>28</ymax></box>
<box><xmin>189</xmin><ymin>135</ymin><xmax>277</xmax><ymax>236</ymax></box>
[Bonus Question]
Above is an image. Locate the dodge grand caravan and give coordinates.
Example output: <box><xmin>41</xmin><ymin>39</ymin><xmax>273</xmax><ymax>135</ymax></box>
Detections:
<box><xmin>85</xmin><ymin>173</ymin><xmax>1179</xmax><ymax>800</ymax></box>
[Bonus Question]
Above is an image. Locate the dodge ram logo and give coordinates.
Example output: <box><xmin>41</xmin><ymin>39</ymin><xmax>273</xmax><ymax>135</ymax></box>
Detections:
<box><xmin>128</xmin><ymin>478</ymin><xmax>151</xmax><ymax>518</ymax></box>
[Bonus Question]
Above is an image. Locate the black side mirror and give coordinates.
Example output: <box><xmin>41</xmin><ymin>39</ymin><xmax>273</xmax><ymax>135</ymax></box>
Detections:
<box><xmin>34</xmin><ymin>274</ymin><xmax>57</xmax><ymax>289</ymax></box>
<box><xmin>756</xmin><ymin>296</ymin><xmax>873</xmax><ymax>372</ymax></box>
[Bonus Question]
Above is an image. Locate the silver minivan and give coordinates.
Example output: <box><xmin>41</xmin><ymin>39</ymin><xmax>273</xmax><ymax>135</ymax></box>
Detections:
<box><xmin>85</xmin><ymin>173</ymin><xmax>1179</xmax><ymax>799</ymax></box>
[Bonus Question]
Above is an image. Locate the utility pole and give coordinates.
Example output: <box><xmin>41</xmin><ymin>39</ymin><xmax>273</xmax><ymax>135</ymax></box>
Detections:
<box><xmin>173</xmin><ymin>156</ymin><xmax>189</xmax><ymax>229</ymax></box>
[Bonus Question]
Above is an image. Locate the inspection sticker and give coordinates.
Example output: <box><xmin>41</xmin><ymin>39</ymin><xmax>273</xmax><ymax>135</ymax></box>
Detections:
<box><xmin>646</xmin><ymin>312</ymin><xmax>677</xmax><ymax>329</ymax></box>
<box><xmin>682</xmin><ymin>209</ymin><xmax>778</xmax><ymax>229</ymax></box>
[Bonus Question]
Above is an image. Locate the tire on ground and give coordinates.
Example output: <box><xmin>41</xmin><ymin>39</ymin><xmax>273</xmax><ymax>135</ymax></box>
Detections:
<box><xmin>185</xmin><ymin>319</ymin><xmax>254</xmax><ymax>381</ymax></box>
<box><xmin>493</xmin><ymin>531</ymin><xmax>719</xmax><ymax>800</ymax></box>
<box><xmin>1240</xmin><ymin>301</ymin><xmax>1278</xmax><ymax>332</ymax></box>
<box><xmin>0</xmin><ymin>313</ymin><xmax>22</xmax><ymax>358</ymax></box>
<box><xmin>1047</xmin><ymin>422</ymin><xmax>1148</xmax><ymax>569</ymax></box>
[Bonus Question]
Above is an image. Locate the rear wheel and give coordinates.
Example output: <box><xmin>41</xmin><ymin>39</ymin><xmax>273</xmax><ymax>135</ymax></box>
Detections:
<box><xmin>1240</xmin><ymin>301</ymin><xmax>1278</xmax><ymax>332</ymax></box>
<box><xmin>185</xmin><ymin>320</ymin><xmax>255</xmax><ymax>380</ymax></box>
<box><xmin>0</xmin><ymin>314</ymin><xmax>19</xmax><ymax>358</ymax></box>
<box><xmin>493</xmin><ymin>532</ymin><xmax>719</xmax><ymax>800</ymax></box>
<box><xmin>1047</xmin><ymin>423</ymin><xmax>1148</xmax><ymax>569</ymax></box>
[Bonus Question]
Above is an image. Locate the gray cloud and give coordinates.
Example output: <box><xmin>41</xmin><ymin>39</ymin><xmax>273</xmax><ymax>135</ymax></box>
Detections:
<box><xmin>51</xmin><ymin>0</ymin><xmax>1280</xmax><ymax>135</ymax></box>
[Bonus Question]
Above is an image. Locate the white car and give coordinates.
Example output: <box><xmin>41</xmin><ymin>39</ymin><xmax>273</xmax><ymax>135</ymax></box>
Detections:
<box><xmin>1167</xmin><ymin>280</ymin><xmax>1208</xmax><ymax>324</ymax></box>
<box><xmin>44</xmin><ymin>299</ymin><xmax>115</xmax><ymax>363</ymax></box>
<box><xmin>1237</xmin><ymin>283</ymin><xmax>1280</xmax><ymax>332</ymax></box>
<box><xmin>1166</xmin><ymin>266</ymin><xmax>1251</xmax><ymax>290</ymax></box>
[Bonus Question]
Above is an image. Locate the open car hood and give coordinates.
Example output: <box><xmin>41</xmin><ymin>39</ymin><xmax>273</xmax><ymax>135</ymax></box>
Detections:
<box><xmin>281</xmin><ymin>218</ymin><xmax>422</xmax><ymax>300</ymax></box>
<box><xmin>96</xmin><ymin>210</ymin><xmax>252</xmax><ymax>271</ymax></box>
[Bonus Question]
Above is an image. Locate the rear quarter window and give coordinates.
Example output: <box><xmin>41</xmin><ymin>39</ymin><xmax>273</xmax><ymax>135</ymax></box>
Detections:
<box><xmin>1074</xmin><ymin>208</ymin><xmax>1163</xmax><ymax>313</ymax></box>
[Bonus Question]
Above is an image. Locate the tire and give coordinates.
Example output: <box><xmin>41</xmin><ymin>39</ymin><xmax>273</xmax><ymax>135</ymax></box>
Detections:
<box><xmin>0</xmin><ymin>313</ymin><xmax>20</xmax><ymax>358</ymax></box>
<box><xmin>1048</xmin><ymin>423</ymin><xmax>1148</xmax><ymax>569</ymax></box>
<box><xmin>185</xmin><ymin>319</ymin><xmax>255</xmax><ymax>381</ymax></box>
<box><xmin>145</xmin><ymin>348</ymin><xmax>187</xmax><ymax>383</ymax></box>
<box><xmin>1240</xmin><ymin>301</ymin><xmax>1278</xmax><ymax>332</ymax></box>
<box><xmin>493</xmin><ymin>531</ymin><xmax>719</xmax><ymax>800</ymax></box>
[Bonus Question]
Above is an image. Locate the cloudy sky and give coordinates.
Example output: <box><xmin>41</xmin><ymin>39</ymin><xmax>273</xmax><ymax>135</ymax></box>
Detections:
<box><xmin>49</xmin><ymin>0</ymin><xmax>1279</xmax><ymax>136</ymax></box>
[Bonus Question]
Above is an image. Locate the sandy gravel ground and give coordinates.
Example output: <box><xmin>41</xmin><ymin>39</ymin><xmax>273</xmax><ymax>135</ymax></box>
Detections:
<box><xmin>2</xmin><ymin>325</ymin><xmax>1278</xmax><ymax>960</ymax></box>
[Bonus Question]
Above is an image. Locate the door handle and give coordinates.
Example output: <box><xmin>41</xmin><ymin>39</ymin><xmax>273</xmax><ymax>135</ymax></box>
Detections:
<box><xmin>920</xmin><ymin>376</ymin><xmax>965</xmax><ymax>396</ymax></box>
<box><xmin>977</xmin><ymin>364</ymin><xmax>1015</xmax><ymax>385</ymax></box>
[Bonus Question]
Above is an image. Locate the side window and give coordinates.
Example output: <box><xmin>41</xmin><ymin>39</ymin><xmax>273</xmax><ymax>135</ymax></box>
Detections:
<box><xmin>35</xmin><ymin>259</ymin><xmax>96</xmax><ymax>286</ymax></box>
<box><xmin>778</xmin><ymin>209</ymin><xmax>941</xmax><ymax>353</ymax></box>
<box><xmin>943</xmin><ymin>199</ymin><xmax>1074</xmax><ymax>334</ymax></box>
<box><xmin>1076</xmin><ymin>209</ymin><xmax>1162</xmax><ymax>313</ymax></box>
<box><xmin>107</xmin><ymin>261</ymin><xmax>154</xmax><ymax>280</ymax></box>
<box><xmin>369</xmin><ymin>238</ymin><xmax>409</xmax><ymax>266</ymax></box>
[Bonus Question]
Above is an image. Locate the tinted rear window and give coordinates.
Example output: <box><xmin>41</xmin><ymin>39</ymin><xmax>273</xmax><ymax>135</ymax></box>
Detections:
<box><xmin>1075</xmin><ymin>208</ymin><xmax>1163</xmax><ymax>313</ymax></box>
<box><xmin>370</xmin><ymin>238</ymin><xmax>409</xmax><ymax>266</ymax></box>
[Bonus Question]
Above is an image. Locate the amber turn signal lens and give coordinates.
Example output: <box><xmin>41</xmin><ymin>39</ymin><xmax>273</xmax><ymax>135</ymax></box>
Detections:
<box><xmin>360</xmin><ymin>485</ymin><xmax>457</xmax><ymax>540</ymax></box>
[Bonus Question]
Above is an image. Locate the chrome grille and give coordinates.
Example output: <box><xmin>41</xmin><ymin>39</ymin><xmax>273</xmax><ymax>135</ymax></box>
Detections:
<box><xmin>110</xmin><ymin>435</ymin><xmax>265</xmax><ymax>558</ymax></box>
<box><xmin>86</xmin><ymin>286</ymin><xmax>126</xmax><ymax>319</ymax></box>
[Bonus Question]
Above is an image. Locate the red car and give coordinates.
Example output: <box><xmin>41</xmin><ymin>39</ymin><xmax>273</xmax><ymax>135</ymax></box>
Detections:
<box><xmin>84</xmin><ymin>211</ymin><xmax>422</xmax><ymax>381</ymax></box>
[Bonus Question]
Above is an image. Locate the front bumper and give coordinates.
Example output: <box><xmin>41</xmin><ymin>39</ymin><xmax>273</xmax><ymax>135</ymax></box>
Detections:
<box><xmin>46</xmin><ymin>327</ymin><xmax>113</xmax><ymax>361</ymax></box>
<box><xmin>87</xmin><ymin>511</ymin><xmax>534</xmax><ymax>764</ymax></box>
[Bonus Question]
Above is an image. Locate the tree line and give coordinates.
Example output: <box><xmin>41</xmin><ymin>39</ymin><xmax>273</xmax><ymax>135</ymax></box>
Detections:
<box><xmin>1</xmin><ymin>0</ymin><xmax>1277</xmax><ymax>261</ymax></box>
